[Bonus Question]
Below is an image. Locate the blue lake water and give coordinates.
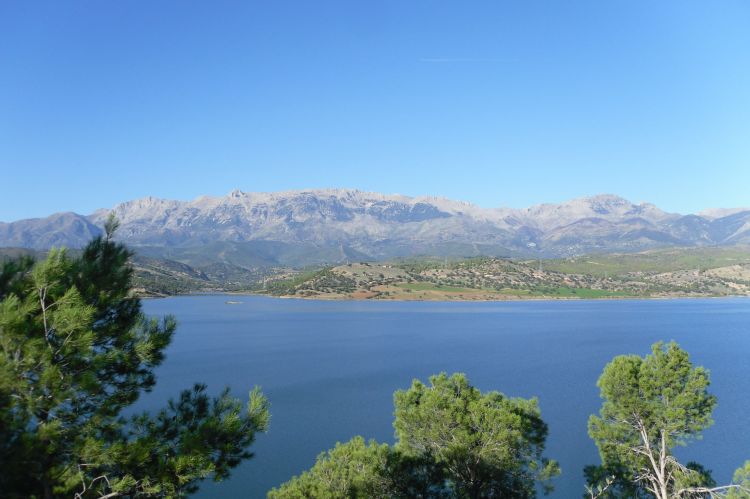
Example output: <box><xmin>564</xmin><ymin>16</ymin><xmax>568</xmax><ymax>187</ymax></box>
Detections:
<box><xmin>137</xmin><ymin>296</ymin><xmax>750</xmax><ymax>498</ymax></box>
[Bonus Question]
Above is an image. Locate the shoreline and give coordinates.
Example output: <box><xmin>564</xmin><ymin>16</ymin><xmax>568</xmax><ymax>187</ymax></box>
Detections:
<box><xmin>140</xmin><ymin>290</ymin><xmax>750</xmax><ymax>303</ymax></box>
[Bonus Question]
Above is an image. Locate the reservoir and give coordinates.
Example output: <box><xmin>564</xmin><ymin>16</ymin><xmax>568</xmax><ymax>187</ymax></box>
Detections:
<box><xmin>138</xmin><ymin>296</ymin><xmax>750</xmax><ymax>498</ymax></box>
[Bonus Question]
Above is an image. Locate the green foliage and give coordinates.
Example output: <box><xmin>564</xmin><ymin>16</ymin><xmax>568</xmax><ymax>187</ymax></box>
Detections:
<box><xmin>394</xmin><ymin>373</ymin><xmax>560</xmax><ymax>498</ymax></box>
<box><xmin>268</xmin><ymin>436</ymin><xmax>448</xmax><ymax>499</ymax></box>
<box><xmin>727</xmin><ymin>461</ymin><xmax>750</xmax><ymax>499</ymax></box>
<box><xmin>271</xmin><ymin>373</ymin><xmax>558</xmax><ymax>498</ymax></box>
<box><xmin>74</xmin><ymin>384</ymin><xmax>270</xmax><ymax>497</ymax></box>
<box><xmin>267</xmin><ymin>437</ymin><xmax>393</xmax><ymax>498</ymax></box>
<box><xmin>586</xmin><ymin>341</ymin><xmax>717</xmax><ymax>497</ymax></box>
<box><xmin>0</xmin><ymin>226</ymin><xmax>269</xmax><ymax>498</ymax></box>
<box><xmin>0</xmin><ymin>253</ymin><xmax>35</xmax><ymax>297</ymax></box>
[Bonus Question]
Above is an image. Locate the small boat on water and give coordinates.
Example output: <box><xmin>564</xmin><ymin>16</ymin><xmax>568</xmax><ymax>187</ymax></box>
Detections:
<box><xmin>225</xmin><ymin>300</ymin><xmax>243</xmax><ymax>305</ymax></box>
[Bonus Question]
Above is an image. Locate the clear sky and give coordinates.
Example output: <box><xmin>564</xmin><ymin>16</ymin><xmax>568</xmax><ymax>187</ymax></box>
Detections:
<box><xmin>1</xmin><ymin>1</ymin><xmax>749</xmax><ymax>222</ymax></box>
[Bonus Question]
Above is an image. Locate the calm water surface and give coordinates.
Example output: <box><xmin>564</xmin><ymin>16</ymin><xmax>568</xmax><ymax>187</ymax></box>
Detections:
<box><xmin>137</xmin><ymin>296</ymin><xmax>750</xmax><ymax>498</ymax></box>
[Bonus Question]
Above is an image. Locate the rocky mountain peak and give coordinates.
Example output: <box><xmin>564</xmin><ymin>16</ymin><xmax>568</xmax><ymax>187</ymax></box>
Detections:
<box><xmin>2</xmin><ymin>190</ymin><xmax>749</xmax><ymax>259</ymax></box>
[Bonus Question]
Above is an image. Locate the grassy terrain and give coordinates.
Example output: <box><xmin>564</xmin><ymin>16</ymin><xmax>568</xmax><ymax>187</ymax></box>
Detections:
<box><xmin>537</xmin><ymin>287</ymin><xmax>633</xmax><ymax>298</ymax></box>
<box><xmin>264</xmin><ymin>269</ymin><xmax>333</xmax><ymax>295</ymax></box>
<box><xmin>543</xmin><ymin>247</ymin><xmax>750</xmax><ymax>276</ymax></box>
<box><xmin>396</xmin><ymin>282</ymin><xmax>479</xmax><ymax>293</ymax></box>
<box><xmin>394</xmin><ymin>283</ymin><xmax>631</xmax><ymax>299</ymax></box>
<box><xmin>267</xmin><ymin>248</ymin><xmax>750</xmax><ymax>301</ymax></box>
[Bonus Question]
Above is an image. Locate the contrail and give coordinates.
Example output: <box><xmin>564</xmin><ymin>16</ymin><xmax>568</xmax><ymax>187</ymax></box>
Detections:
<box><xmin>419</xmin><ymin>57</ymin><xmax>516</xmax><ymax>63</ymax></box>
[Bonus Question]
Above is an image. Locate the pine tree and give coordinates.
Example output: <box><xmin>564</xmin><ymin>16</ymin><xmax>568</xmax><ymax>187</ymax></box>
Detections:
<box><xmin>270</xmin><ymin>372</ymin><xmax>558</xmax><ymax>498</ymax></box>
<box><xmin>0</xmin><ymin>216</ymin><xmax>269</xmax><ymax>498</ymax></box>
<box><xmin>585</xmin><ymin>341</ymin><xmax>749</xmax><ymax>498</ymax></box>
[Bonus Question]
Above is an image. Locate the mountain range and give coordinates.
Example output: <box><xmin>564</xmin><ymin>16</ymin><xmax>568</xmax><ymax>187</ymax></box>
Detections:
<box><xmin>1</xmin><ymin>190</ymin><xmax>749</xmax><ymax>267</ymax></box>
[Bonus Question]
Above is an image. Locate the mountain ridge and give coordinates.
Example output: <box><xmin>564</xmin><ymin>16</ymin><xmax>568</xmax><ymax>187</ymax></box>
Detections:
<box><xmin>2</xmin><ymin>190</ymin><xmax>749</xmax><ymax>264</ymax></box>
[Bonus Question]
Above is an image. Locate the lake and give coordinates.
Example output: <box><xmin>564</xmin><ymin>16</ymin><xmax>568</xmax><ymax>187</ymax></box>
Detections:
<box><xmin>137</xmin><ymin>296</ymin><xmax>750</xmax><ymax>498</ymax></box>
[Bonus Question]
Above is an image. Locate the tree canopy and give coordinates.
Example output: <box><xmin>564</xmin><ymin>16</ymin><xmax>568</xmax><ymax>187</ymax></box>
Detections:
<box><xmin>270</xmin><ymin>372</ymin><xmax>559</xmax><ymax>498</ymax></box>
<box><xmin>0</xmin><ymin>219</ymin><xmax>269</xmax><ymax>498</ymax></box>
<box><xmin>267</xmin><ymin>436</ymin><xmax>393</xmax><ymax>498</ymax></box>
<box><xmin>586</xmin><ymin>341</ymin><xmax>726</xmax><ymax>498</ymax></box>
<box><xmin>727</xmin><ymin>462</ymin><xmax>750</xmax><ymax>499</ymax></box>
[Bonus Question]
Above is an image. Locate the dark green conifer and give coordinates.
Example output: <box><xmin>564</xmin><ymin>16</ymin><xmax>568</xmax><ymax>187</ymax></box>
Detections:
<box><xmin>0</xmin><ymin>218</ymin><xmax>269</xmax><ymax>498</ymax></box>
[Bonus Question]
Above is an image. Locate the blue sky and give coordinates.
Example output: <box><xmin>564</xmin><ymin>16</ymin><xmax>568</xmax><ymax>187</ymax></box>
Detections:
<box><xmin>1</xmin><ymin>1</ymin><xmax>749</xmax><ymax>221</ymax></box>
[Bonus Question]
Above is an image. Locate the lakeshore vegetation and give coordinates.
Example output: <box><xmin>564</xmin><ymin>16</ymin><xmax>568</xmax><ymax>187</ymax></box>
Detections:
<box><xmin>1</xmin><ymin>226</ymin><xmax>748</xmax><ymax>497</ymax></box>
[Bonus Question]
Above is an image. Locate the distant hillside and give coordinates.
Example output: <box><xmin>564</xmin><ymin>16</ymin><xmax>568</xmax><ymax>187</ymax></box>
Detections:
<box><xmin>0</xmin><ymin>247</ymin><xmax>268</xmax><ymax>297</ymax></box>
<box><xmin>4</xmin><ymin>245</ymin><xmax>749</xmax><ymax>300</ymax></box>
<box><xmin>542</xmin><ymin>246</ymin><xmax>750</xmax><ymax>275</ymax></box>
<box><xmin>2</xmin><ymin>190</ymin><xmax>750</xmax><ymax>268</ymax></box>
<box><xmin>0</xmin><ymin>213</ymin><xmax>102</xmax><ymax>249</ymax></box>
<box><xmin>266</xmin><ymin>249</ymin><xmax>750</xmax><ymax>301</ymax></box>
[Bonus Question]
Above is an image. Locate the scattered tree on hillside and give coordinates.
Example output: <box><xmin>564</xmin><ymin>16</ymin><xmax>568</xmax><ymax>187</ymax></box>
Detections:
<box><xmin>0</xmin><ymin>215</ymin><xmax>269</xmax><ymax>498</ymax></box>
